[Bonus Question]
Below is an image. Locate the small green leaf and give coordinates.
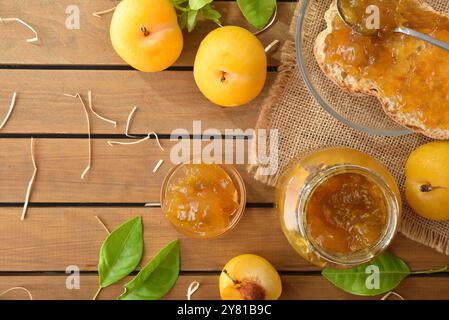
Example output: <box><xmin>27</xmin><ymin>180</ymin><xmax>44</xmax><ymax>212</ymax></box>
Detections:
<box><xmin>189</xmin><ymin>0</ymin><xmax>212</xmax><ymax>10</ymax></box>
<box><xmin>118</xmin><ymin>240</ymin><xmax>180</xmax><ymax>300</ymax></box>
<box><xmin>201</xmin><ymin>4</ymin><xmax>221</xmax><ymax>24</ymax></box>
<box><xmin>98</xmin><ymin>216</ymin><xmax>143</xmax><ymax>288</ymax></box>
<box><xmin>186</xmin><ymin>9</ymin><xmax>199</xmax><ymax>32</ymax></box>
<box><xmin>322</xmin><ymin>252</ymin><xmax>411</xmax><ymax>296</ymax></box>
<box><xmin>237</xmin><ymin>0</ymin><xmax>276</xmax><ymax>30</ymax></box>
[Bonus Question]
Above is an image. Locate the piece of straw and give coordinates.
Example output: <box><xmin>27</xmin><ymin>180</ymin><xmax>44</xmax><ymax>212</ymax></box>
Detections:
<box><xmin>92</xmin><ymin>7</ymin><xmax>116</xmax><ymax>18</ymax></box>
<box><xmin>0</xmin><ymin>287</ymin><xmax>33</xmax><ymax>300</ymax></box>
<box><xmin>0</xmin><ymin>92</ymin><xmax>17</xmax><ymax>130</ymax></box>
<box><xmin>152</xmin><ymin>159</ymin><xmax>164</xmax><ymax>173</ymax></box>
<box><xmin>380</xmin><ymin>291</ymin><xmax>405</xmax><ymax>300</ymax></box>
<box><xmin>107</xmin><ymin>131</ymin><xmax>164</xmax><ymax>151</ymax></box>
<box><xmin>94</xmin><ymin>215</ymin><xmax>111</xmax><ymax>234</ymax></box>
<box><xmin>88</xmin><ymin>90</ymin><xmax>117</xmax><ymax>127</ymax></box>
<box><xmin>264</xmin><ymin>40</ymin><xmax>280</xmax><ymax>54</ymax></box>
<box><xmin>0</xmin><ymin>17</ymin><xmax>38</xmax><ymax>42</ymax></box>
<box><xmin>149</xmin><ymin>132</ymin><xmax>165</xmax><ymax>151</ymax></box>
<box><xmin>108</xmin><ymin>135</ymin><xmax>149</xmax><ymax>147</ymax></box>
<box><xmin>125</xmin><ymin>106</ymin><xmax>139</xmax><ymax>138</ymax></box>
<box><xmin>64</xmin><ymin>93</ymin><xmax>91</xmax><ymax>180</ymax></box>
<box><xmin>144</xmin><ymin>203</ymin><xmax>160</xmax><ymax>207</ymax></box>
<box><xmin>21</xmin><ymin>138</ymin><xmax>37</xmax><ymax>221</ymax></box>
<box><xmin>187</xmin><ymin>281</ymin><xmax>200</xmax><ymax>300</ymax></box>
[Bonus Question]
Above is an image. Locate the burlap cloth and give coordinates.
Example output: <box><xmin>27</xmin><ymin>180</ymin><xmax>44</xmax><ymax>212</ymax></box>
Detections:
<box><xmin>250</xmin><ymin>0</ymin><xmax>449</xmax><ymax>255</ymax></box>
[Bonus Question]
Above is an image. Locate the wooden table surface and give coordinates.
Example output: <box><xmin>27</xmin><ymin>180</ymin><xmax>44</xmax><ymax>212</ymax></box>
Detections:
<box><xmin>1</xmin><ymin>0</ymin><xmax>449</xmax><ymax>300</ymax></box>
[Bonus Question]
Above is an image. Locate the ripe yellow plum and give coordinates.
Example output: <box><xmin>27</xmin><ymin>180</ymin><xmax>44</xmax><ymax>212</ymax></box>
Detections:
<box><xmin>194</xmin><ymin>26</ymin><xmax>267</xmax><ymax>107</ymax></box>
<box><xmin>405</xmin><ymin>141</ymin><xmax>449</xmax><ymax>221</ymax></box>
<box><xmin>219</xmin><ymin>254</ymin><xmax>282</xmax><ymax>300</ymax></box>
<box><xmin>110</xmin><ymin>0</ymin><xmax>183</xmax><ymax>72</ymax></box>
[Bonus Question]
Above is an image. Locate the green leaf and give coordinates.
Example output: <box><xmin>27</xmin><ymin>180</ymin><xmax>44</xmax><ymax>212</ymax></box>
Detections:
<box><xmin>201</xmin><ymin>4</ymin><xmax>221</xmax><ymax>24</ymax></box>
<box><xmin>98</xmin><ymin>216</ymin><xmax>143</xmax><ymax>288</ymax></box>
<box><xmin>186</xmin><ymin>9</ymin><xmax>199</xmax><ymax>32</ymax></box>
<box><xmin>118</xmin><ymin>239</ymin><xmax>180</xmax><ymax>300</ymax></box>
<box><xmin>189</xmin><ymin>0</ymin><xmax>212</xmax><ymax>10</ymax></box>
<box><xmin>237</xmin><ymin>0</ymin><xmax>276</xmax><ymax>30</ymax></box>
<box><xmin>322</xmin><ymin>252</ymin><xmax>411</xmax><ymax>296</ymax></box>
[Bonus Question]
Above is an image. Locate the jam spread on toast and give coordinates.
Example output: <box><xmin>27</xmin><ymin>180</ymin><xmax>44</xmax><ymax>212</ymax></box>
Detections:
<box><xmin>323</xmin><ymin>0</ymin><xmax>449</xmax><ymax>130</ymax></box>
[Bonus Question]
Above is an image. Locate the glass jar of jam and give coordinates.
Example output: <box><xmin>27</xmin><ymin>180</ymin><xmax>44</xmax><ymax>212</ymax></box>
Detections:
<box><xmin>161</xmin><ymin>164</ymin><xmax>246</xmax><ymax>239</ymax></box>
<box><xmin>276</xmin><ymin>148</ymin><xmax>402</xmax><ymax>268</ymax></box>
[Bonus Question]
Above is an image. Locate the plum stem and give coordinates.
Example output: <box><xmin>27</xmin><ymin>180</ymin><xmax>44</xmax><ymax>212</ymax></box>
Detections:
<box><xmin>420</xmin><ymin>183</ymin><xmax>446</xmax><ymax>193</ymax></box>
<box><xmin>140</xmin><ymin>25</ymin><xmax>150</xmax><ymax>37</ymax></box>
<box><xmin>222</xmin><ymin>269</ymin><xmax>239</xmax><ymax>285</ymax></box>
<box><xmin>220</xmin><ymin>71</ymin><xmax>227</xmax><ymax>83</ymax></box>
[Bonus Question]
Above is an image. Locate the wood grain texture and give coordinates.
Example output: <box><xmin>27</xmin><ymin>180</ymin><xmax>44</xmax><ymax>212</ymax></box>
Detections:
<box><xmin>0</xmin><ymin>1</ymin><xmax>293</xmax><ymax>66</ymax></box>
<box><xmin>0</xmin><ymin>70</ymin><xmax>274</xmax><ymax>134</ymax></box>
<box><xmin>0</xmin><ymin>0</ymin><xmax>447</xmax><ymax>301</ymax></box>
<box><xmin>1</xmin><ymin>274</ymin><xmax>448</xmax><ymax>300</ymax></box>
<box><xmin>1</xmin><ymin>207</ymin><xmax>448</xmax><ymax>272</ymax></box>
<box><xmin>0</xmin><ymin>138</ymin><xmax>273</xmax><ymax>203</ymax></box>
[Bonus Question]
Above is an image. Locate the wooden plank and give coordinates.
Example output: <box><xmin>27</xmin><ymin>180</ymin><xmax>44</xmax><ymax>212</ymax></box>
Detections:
<box><xmin>1</xmin><ymin>207</ymin><xmax>448</xmax><ymax>272</ymax></box>
<box><xmin>1</xmin><ymin>274</ymin><xmax>448</xmax><ymax>300</ymax></box>
<box><xmin>0</xmin><ymin>70</ymin><xmax>274</xmax><ymax>134</ymax></box>
<box><xmin>0</xmin><ymin>1</ymin><xmax>294</xmax><ymax>66</ymax></box>
<box><xmin>0</xmin><ymin>138</ymin><xmax>274</xmax><ymax>203</ymax></box>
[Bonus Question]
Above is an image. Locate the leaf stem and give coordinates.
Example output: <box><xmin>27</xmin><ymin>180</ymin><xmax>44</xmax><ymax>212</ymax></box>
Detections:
<box><xmin>92</xmin><ymin>287</ymin><xmax>102</xmax><ymax>300</ymax></box>
<box><xmin>173</xmin><ymin>4</ymin><xmax>188</xmax><ymax>11</ymax></box>
<box><xmin>411</xmin><ymin>265</ymin><xmax>448</xmax><ymax>275</ymax></box>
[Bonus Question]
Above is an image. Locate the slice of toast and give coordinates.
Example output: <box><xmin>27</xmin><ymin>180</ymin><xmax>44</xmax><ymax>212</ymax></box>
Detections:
<box><xmin>314</xmin><ymin>0</ymin><xmax>449</xmax><ymax>139</ymax></box>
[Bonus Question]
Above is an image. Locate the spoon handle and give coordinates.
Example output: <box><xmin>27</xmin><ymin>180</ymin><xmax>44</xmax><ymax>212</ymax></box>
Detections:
<box><xmin>396</xmin><ymin>26</ymin><xmax>449</xmax><ymax>52</ymax></box>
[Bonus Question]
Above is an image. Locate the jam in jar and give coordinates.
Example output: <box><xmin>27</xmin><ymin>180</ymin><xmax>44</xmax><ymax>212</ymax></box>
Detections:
<box><xmin>276</xmin><ymin>148</ymin><xmax>402</xmax><ymax>268</ymax></box>
<box><xmin>161</xmin><ymin>164</ymin><xmax>246</xmax><ymax>239</ymax></box>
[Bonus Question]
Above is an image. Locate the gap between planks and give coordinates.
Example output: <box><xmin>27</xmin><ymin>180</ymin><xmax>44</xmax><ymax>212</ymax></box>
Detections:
<box><xmin>0</xmin><ymin>202</ymin><xmax>274</xmax><ymax>208</ymax></box>
<box><xmin>0</xmin><ymin>134</ymin><xmax>254</xmax><ymax>139</ymax></box>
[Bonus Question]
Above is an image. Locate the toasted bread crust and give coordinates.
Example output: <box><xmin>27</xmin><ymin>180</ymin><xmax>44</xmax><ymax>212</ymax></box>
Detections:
<box><xmin>314</xmin><ymin>0</ymin><xmax>449</xmax><ymax>139</ymax></box>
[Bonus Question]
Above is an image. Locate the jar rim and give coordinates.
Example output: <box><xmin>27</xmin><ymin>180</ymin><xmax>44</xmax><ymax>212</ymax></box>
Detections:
<box><xmin>297</xmin><ymin>164</ymin><xmax>400</xmax><ymax>267</ymax></box>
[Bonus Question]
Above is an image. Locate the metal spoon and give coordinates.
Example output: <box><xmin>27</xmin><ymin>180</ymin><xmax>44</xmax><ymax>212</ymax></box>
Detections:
<box><xmin>336</xmin><ymin>0</ymin><xmax>449</xmax><ymax>52</ymax></box>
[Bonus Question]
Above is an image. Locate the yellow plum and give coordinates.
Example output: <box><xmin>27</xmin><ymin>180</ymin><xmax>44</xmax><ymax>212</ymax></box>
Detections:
<box><xmin>110</xmin><ymin>0</ymin><xmax>183</xmax><ymax>72</ymax></box>
<box><xmin>405</xmin><ymin>141</ymin><xmax>449</xmax><ymax>221</ymax></box>
<box><xmin>194</xmin><ymin>26</ymin><xmax>267</xmax><ymax>107</ymax></box>
<box><xmin>219</xmin><ymin>254</ymin><xmax>282</xmax><ymax>300</ymax></box>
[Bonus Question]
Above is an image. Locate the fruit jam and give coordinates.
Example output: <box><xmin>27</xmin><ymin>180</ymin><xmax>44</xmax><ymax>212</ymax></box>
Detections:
<box><xmin>322</xmin><ymin>0</ymin><xmax>449</xmax><ymax>130</ymax></box>
<box><xmin>306</xmin><ymin>172</ymin><xmax>387</xmax><ymax>254</ymax></box>
<box><xmin>276</xmin><ymin>148</ymin><xmax>401</xmax><ymax>268</ymax></box>
<box><xmin>162</xmin><ymin>164</ymin><xmax>244</xmax><ymax>238</ymax></box>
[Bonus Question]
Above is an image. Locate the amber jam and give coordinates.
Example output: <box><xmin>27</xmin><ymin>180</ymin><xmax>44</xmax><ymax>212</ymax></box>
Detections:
<box><xmin>324</xmin><ymin>0</ymin><xmax>449</xmax><ymax>130</ymax></box>
<box><xmin>306</xmin><ymin>171</ymin><xmax>387</xmax><ymax>255</ymax></box>
<box><xmin>276</xmin><ymin>148</ymin><xmax>401</xmax><ymax>268</ymax></box>
<box><xmin>161</xmin><ymin>164</ymin><xmax>246</xmax><ymax>239</ymax></box>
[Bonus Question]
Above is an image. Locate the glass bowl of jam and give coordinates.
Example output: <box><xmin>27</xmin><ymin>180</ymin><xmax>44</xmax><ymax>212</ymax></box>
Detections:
<box><xmin>161</xmin><ymin>164</ymin><xmax>246</xmax><ymax>239</ymax></box>
<box><xmin>296</xmin><ymin>0</ymin><xmax>412</xmax><ymax>136</ymax></box>
<box><xmin>276</xmin><ymin>148</ymin><xmax>402</xmax><ymax>268</ymax></box>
